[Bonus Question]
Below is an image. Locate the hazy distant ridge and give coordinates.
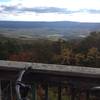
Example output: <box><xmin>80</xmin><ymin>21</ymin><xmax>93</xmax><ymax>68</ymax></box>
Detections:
<box><xmin>0</xmin><ymin>21</ymin><xmax>100</xmax><ymax>30</ymax></box>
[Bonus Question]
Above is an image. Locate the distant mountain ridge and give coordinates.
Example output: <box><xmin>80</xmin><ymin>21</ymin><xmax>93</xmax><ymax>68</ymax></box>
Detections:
<box><xmin>0</xmin><ymin>21</ymin><xmax>100</xmax><ymax>40</ymax></box>
<box><xmin>0</xmin><ymin>21</ymin><xmax>100</xmax><ymax>30</ymax></box>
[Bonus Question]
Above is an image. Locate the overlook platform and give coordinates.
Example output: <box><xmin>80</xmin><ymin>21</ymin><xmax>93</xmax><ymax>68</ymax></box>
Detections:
<box><xmin>0</xmin><ymin>60</ymin><xmax>100</xmax><ymax>100</ymax></box>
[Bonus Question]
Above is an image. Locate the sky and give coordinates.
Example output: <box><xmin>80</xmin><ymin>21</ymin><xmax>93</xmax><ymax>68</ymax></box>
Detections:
<box><xmin>0</xmin><ymin>0</ymin><xmax>100</xmax><ymax>22</ymax></box>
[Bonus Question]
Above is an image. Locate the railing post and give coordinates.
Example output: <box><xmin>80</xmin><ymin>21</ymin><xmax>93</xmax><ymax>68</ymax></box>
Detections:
<box><xmin>58</xmin><ymin>83</ymin><xmax>62</xmax><ymax>100</ymax></box>
<box><xmin>0</xmin><ymin>80</ymin><xmax>2</xmax><ymax>100</ymax></box>
<box><xmin>86</xmin><ymin>90</ymin><xmax>90</xmax><ymax>100</ymax></box>
<box><xmin>70</xmin><ymin>84</ymin><xmax>75</xmax><ymax>100</ymax></box>
<box><xmin>44</xmin><ymin>83</ymin><xmax>48</xmax><ymax>100</ymax></box>
<box><xmin>10</xmin><ymin>81</ymin><xmax>13</xmax><ymax>100</ymax></box>
<box><xmin>31</xmin><ymin>82</ymin><xmax>36</xmax><ymax>100</ymax></box>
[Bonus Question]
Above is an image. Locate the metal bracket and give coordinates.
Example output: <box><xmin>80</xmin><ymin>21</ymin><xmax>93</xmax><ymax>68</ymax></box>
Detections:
<box><xmin>15</xmin><ymin>66</ymin><xmax>32</xmax><ymax>100</ymax></box>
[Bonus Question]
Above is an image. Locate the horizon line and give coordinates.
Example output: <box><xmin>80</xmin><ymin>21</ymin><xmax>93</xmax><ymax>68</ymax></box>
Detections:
<box><xmin>0</xmin><ymin>20</ymin><xmax>100</xmax><ymax>23</ymax></box>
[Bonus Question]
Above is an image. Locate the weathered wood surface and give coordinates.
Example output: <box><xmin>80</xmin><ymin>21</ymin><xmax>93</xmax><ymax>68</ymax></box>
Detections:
<box><xmin>0</xmin><ymin>60</ymin><xmax>100</xmax><ymax>78</ymax></box>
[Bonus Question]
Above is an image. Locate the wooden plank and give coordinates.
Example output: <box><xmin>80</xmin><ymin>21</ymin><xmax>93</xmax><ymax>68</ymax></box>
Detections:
<box><xmin>0</xmin><ymin>60</ymin><xmax>100</xmax><ymax>78</ymax></box>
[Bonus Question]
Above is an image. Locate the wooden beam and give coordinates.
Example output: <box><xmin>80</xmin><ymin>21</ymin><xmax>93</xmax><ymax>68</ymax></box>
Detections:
<box><xmin>1</xmin><ymin>60</ymin><xmax>100</xmax><ymax>79</ymax></box>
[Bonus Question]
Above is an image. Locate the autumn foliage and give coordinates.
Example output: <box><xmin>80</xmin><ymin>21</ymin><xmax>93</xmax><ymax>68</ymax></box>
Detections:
<box><xmin>0</xmin><ymin>31</ymin><xmax>100</xmax><ymax>67</ymax></box>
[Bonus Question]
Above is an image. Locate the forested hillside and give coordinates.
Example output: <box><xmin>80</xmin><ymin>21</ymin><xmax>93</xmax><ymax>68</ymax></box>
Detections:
<box><xmin>0</xmin><ymin>31</ymin><xmax>100</xmax><ymax>67</ymax></box>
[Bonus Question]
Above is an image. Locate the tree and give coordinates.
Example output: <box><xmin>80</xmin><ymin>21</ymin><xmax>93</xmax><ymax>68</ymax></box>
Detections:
<box><xmin>85</xmin><ymin>47</ymin><xmax>100</xmax><ymax>67</ymax></box>
<box><xmin>75</xmin><ymin>53</ymin><xmax>85</xmax><ymax>66</ymax></box>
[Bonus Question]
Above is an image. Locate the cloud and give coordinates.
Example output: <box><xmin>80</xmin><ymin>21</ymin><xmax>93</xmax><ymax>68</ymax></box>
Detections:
<box><xmin>87</xmin><ymin>9</ymin><xmax>100</xmax><ymax>14</ymax></box>
<box><xmin>1</xmin><ymin>5</ymin><xmax>18</xmax><ymax>12</ymax></box>
<box><xmin>76</xmin><ymin>9</ymin><xmax>100</xmax><ymax>14</ymax></box>
<box><xmin>0</xmin><ymin>5</ymin><xmax>76</xmax><ymax>14</ymax></box>
<box><xmin>1</xmin><ymin>4</ymin><xmax>100</xmax><ymax>15</ymax></box>
<box><xmin>21</xmin><ymin>7</ymin><xmax>74</xmax><ymax>14</ymax></box>
<box><xmin>0</xmin><ymin>0</ymin><xmax>100</xmax><ymax>22</ymax></box>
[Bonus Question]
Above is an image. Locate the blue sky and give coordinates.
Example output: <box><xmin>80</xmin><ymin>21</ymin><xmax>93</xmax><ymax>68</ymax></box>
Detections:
<box><xmin>0</xmin><ymin>0</ymin><xmax>10</xmax><ymax>2</ymax></box>
<box><xmin>0</xmin><ymin>0</ymin><xmax>100</xmax><ymax>22</ymax></box>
